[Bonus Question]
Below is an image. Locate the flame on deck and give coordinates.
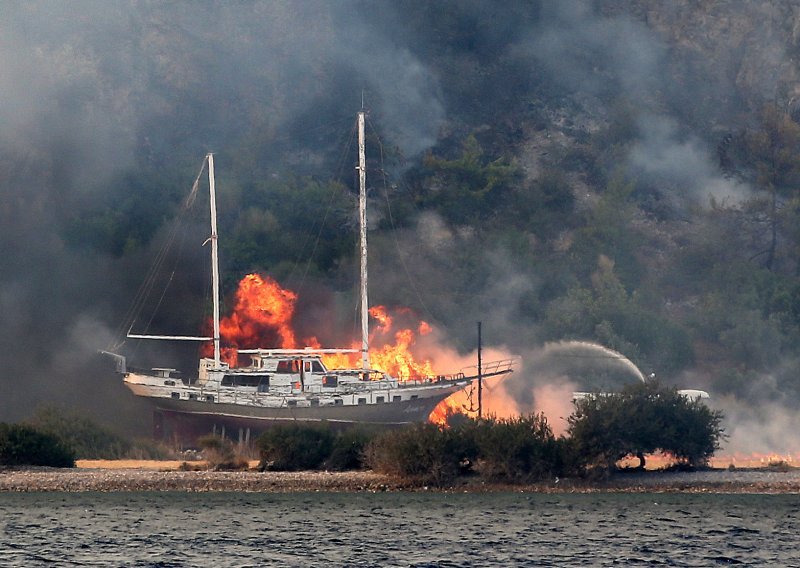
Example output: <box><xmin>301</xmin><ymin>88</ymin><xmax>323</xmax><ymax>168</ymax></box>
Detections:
<box><xmin>214</xmin><ymin>274</ymin><xmax>299</xmax><ymax>365</ymax></box>
<box><xmin>204</xmin><ymin>273</ymin><xmax>453</xmax><ymax>421</ymax></box>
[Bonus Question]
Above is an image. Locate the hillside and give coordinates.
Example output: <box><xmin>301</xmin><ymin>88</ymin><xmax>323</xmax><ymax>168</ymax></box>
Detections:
<box><xmin>0</xmin><ymin>1</ymin><xmax>798</xmax><ymax>452</ymax></box>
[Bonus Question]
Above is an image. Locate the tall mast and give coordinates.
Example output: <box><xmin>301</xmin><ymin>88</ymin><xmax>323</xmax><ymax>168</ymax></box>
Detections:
<box><xmin>357</xmin><ymin>111</ymin><xmax>370</xmax><ymax>370</ymax></box>
<box><xmin>208</xmin><ymin>153</ymin><xmax>221</xmax><ymax>367</ymax></box>
<box><xmin>477</xmin><ymin>321</ymin><xmax>483</xmax><ymax>418</ymax></box>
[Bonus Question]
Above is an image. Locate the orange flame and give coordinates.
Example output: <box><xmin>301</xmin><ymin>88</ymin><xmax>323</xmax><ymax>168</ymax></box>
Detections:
<box><xmin>362</xmin><ymin>306</ymin><xmax>436</xmax><ymax>379</ymax></box>
<box><xmin>429</xmin><ymin>396</ymin><xmax>466</xmax><ymax>426</ymax></box>
<box><xmin>204</xmin><ymin>274</ymin><xmax>299</xmax><ymax>366</ymax></box>
<box><xmin>203</xmin><ymin>273</ymin><xmax>528</xmax><ymax>426</ymax></box>
<box><xmin>203</xmin><ymin>275</ymin><xmax>526</xmax><ymax>425</ymax></box>
<box><xmin>207</xmin><ymin>273</ymin><xmax>441</xmax><ymax>385</ymax></box>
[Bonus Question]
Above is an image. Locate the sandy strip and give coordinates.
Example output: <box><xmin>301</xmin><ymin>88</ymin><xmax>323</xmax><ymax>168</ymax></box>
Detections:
<box><xmin>75</xmin><ymin>460</ymin><xmax>199</xmax><ymax>470</ymax></box>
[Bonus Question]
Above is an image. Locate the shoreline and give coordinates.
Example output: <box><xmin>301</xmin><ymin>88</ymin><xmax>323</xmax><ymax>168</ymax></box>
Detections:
<box><xmin>3</xmin><ymin>463</ymin><xmax>800</xmax><ymax>493</ymax></box>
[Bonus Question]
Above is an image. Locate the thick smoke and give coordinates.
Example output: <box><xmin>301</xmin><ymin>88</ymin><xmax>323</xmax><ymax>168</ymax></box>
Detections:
<box><xmin>1</xmin><ymin>1</ymin><xmax>797</xmax><ymax>457</ymax></box>
<box><xmin>512</xmin><ymin>1</ymin><xmax>763</xmax><ymax>209</ymax></box>
<box><xmin>0</xmin><ymin>1</ymin><xmax>444</xmax><ymax>430</ymax></box>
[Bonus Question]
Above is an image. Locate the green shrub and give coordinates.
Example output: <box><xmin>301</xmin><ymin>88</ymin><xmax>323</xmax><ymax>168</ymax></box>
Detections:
<box><xmin>364</xmin><ymin>423</ymin><xmax>475</xmax><ymax>486</ymax></box>
<box><xmin>325</xmin><ymin>428</ymin><xmax>377</xmax><ymax>471</ymax></box>
<box><xmin>0</xmin><ymin>423</ymin><xmax>75</xmax><ymax>467</ymax></box>
<box><xmin>27</xmin><ymin>405</ymin><xmax>131</xmax><ymax>459</ymax></box>
<box><xmin>468</xmin><ymin>414</ymin><xmax>568</xmax><ymax>482</ymax></box>
<box><xmin>257</xmin><ymin>424</ymin><xmax>334</xmax><ymax>471</ymax></box>
<box><xmin>568</xmin><ymin>380</ymin><xmax>724</xmax><ymax>472</ymax></box>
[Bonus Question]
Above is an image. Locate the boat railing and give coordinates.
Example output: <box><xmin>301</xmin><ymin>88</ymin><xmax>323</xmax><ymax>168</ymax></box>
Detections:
<box><xmin>394</xmin><ymin>372</ymin><xmax>468</xmax><ymax>386</ymax></box>
<box><xmin>458</xmin><ymin>358</ymin><xmax>516</xmax><ymax>380</ymax></box>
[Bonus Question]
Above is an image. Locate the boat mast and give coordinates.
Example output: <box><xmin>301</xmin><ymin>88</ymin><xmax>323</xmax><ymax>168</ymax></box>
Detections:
<box><xmin>208</xmin><ymin>153</ymin><xmax>221</xmax><ymax>367</ymax></box>
<box><xmin>357</xmin><ymin>111</ymin><xmax>370</xmax><ymax>371</ymax></box>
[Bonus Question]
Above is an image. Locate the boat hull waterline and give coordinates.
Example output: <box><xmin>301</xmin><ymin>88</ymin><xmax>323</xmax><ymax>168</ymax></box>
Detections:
<box><xmin>122</xmin><ymin>350</ymin><xmax>477</xmax><ymax>427</ymax></box>
<box><xmin>138</xmin><ymin>384</ymin><xmax>464</xmax><ymax>425</ymax></box>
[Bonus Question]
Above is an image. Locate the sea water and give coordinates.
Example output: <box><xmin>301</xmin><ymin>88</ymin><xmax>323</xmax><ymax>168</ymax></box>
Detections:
<box><xmin>1</xmin><ymin>491</ymin><xmax>799</xmax><ymax>566</ymax></box>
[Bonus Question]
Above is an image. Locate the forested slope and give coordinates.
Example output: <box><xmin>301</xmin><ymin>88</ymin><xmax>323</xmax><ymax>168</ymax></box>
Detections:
<box><xmin>1</xmin><ymin>1</ymin><xmax>798</xmax><ymax>440</ymax></box>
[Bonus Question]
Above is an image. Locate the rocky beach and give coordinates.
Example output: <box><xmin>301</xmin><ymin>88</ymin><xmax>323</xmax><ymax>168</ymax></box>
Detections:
<box><xmin>3</xmin><ymin>462</ymin><xmax>800</xmax><ymax>493</ymax></box>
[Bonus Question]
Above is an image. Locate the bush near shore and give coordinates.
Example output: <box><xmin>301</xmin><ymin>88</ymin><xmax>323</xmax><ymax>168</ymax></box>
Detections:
<box><xmin>0</xmin><ymin>423</ymin><xmax>75</xmax><ymax>468</ymax></box>
<box><xmin>568</xmin><ymin>381</ymin><xmax>725</xmax><ymax>472</ymax></box>
<box><xmin>361</xmin><ymin>414</ymin><xmax>586</xmax><ymax>486</ymax></box>
<box><xmin>252</xmin><ymin>414</ymin><xmax>577</xmax><ymax>486</ymax></box>
<box><xmin>253</xmin><ymin>381</ymin><xmax>724</xmax><ymax>486</ymax></box>
<box><xmin>1</xmin><ymin>406</ymin><xmax>175</xmax><ymax>467</ymax></box>
<box><xmin>28</xmin><ymin>405</ymin><xmax>132</xmax><ymax>459</ymax></box>
<box><xmin>2</xmin><ymin>382</ymin><xmax>723</xmax><ymax>482</ymax></box>
<box><xmin>257</xmin><ymin>425</ymin><xmax>375</xmax><ymax>472</ymax></box>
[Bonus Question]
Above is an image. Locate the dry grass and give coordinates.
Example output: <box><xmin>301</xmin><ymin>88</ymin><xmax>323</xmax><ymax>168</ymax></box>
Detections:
<box><xmin>76</xmin><ymin>459</ymin><xmax>262</xmax><ymax>470</ymax></box>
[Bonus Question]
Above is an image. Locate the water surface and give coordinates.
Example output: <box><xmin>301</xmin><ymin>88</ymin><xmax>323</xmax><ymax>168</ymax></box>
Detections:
<box><xmin>1</xmin><ymin>492</ymin><xmax>798</xmax><ymax>566</ymax></box>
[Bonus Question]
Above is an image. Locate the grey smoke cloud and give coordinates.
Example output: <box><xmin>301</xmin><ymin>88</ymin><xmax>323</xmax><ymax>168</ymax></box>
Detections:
<box><xmin>526</xmin><ymin>1</ymin><xmax>666</xmax><ymax>101</ymax></box>
<box><xmin>0</xmin><ymin>1</ymin><xmax>445</xmax><ymax>429</ymax></box>
<box><xmin>628</xmin><ymin>114</ymin><xmax>753</xmax><ymax>206</ymax></box>
<box><xmin>0</xmin><ymin>0</ymin><xmax>796</xmax><ymax>456</ymax></box>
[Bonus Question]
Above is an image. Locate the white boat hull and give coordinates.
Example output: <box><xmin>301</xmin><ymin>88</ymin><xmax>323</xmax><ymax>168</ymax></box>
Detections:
<box><xmin>124</xmin><ymin>367</ymin><xmax>467</xmax><ymax>430</ymax></box>
<box><xmin>149</xmin><ymin>388</ymin><xmax>458</xmax><ymax>425</ymax></box>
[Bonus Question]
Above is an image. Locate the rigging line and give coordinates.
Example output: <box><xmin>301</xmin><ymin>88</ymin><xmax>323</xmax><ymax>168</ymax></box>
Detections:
<box><xmin>143</xmin><ymin>194</ymin><xmax>199</xmax><ymax>327</ymax></box>
<box><xmin>285</xmin><ymin>123</ymin><xmax>354</xmax><ymax>287</ymax></box>
<box><xmin>119</xmin><ymin>158</ymin><xmax>206</xmax><ymax>334</ymax></box>
<box><xmin>366</xmin><ymin>116</ymin><xmax>436</xmax><ymax>324</ymax></box>
<box><xmin>140</xmin><ymin>212</ymin><xmax>194</xmax><ymax>337</ymax></box>
<box><xmin>115</xmin><ymin>206</ymin><xmax>194</xmax><ymax>356</ymax></box>
<box><xmin>110</xmin><ymin>156</ymin><xmax>208</xmax><ymax>349</ymax></box>
<box><xmin>141</xmin><ymin>270</ymin><xmax>176</xmax><ymax>337</ymax></box>
<box><xmin>111</xmin><ymin>218</ymin><xmax>180</xmax><ymax>348</ymax></box>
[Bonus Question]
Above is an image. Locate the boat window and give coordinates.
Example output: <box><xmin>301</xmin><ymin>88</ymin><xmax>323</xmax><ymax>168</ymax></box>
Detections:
<box><xmin>171</xmin><ymin>392</ymin><xmax>180</xmax><ymax>399</ymax></box>
<box><xmin>222</xmin><ymin>374</ymin><xmax>269</xmax><ymax>387</ymax></box>
<box><xmin>163</xmin><ymin>380</ymin><xmax>175</xmax><ymax>386</ymax></box>
<box><xmin>323</xmin><ymin>375</ymin><xmax>338</xmax><ymax>388</ymax></box>
<box><xmin>188</xmin><ymin>393</ymin><xmax>197</xmax><ymax>400</ymax></box>
<box><xmin>358</xmin><ymin>398</ymin><xmax>367</xmax><ymax>405</ymax></box>
<box><xmin>393</xmin><ymin>395</ymin><xmax>401</xmax><ymax>402</ymax></box>
<box><xmin>334</xmin><ymin>399</ymin><xmax>343</xmax><ymax>406</ymax></box>
<box><xmin>410</xmin><ymin>395</ymin><xmax>418</xmax><ymax>400</ymax></box>
<box><xmin>304</xmin><ymin>361</ymin><xmax>312</xmax><ymax>373</ymax></box>
<box><xmin>287</xmin><ymin>400</ymin><xmax>297</xmax><ymax>407</ymax></box>
<box><xmin>310</xmin><ymin>399</ymin><xmax>319</xmax><ymax>406</ymax></box>
<box><xmin>276</xmin><ymin>360</ymin><xmax>300</xmax><ymax>374</ymax></box>
<box><xmin>241</xmin><ymin>375</ymin><xmax>266</xmax><ymax>387</ymax></box>
<box><xmin>376</xmin><ymin>396</ymin><xmax>385</xmax><ymax>403</ymax></box>
<box><xmin>205</xmin><ymin>395</ymin><xmax>214</xmax><ymax>402</ymax></box>
<box><xmin>311</xmin><ymin>361</ymin><xmax>325</xmax><ymax>373</ymax></box>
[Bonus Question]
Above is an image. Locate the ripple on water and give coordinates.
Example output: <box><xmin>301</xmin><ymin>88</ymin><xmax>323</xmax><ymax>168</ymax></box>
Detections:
<box><xmin>1</xmin><ymin>492</ymin><xmax>800</xmax><ymax>566</ymax></box>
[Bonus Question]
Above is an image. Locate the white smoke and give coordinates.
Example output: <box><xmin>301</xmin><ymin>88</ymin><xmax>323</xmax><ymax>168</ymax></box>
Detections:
<box><xmin>629</xmin><ymin>114</ymin><xmax>753</xmax><ymax>206</ymax></box>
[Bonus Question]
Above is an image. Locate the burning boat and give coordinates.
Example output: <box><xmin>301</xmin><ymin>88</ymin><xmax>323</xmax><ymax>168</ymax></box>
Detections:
<box><xmin>108</xmin><ymin>111</ymin><xmax>513</xmax><ymax>435</ymax></box>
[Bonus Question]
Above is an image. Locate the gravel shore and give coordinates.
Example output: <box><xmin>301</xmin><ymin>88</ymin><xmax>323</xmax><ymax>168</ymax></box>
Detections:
<box><xmin>0</xmin><ymin>468</ymin><xmax>393</xmax><ymax>493</ymax></box>
<box><xmin>3</xmin><ymin>465</ymin><xmax>800</xmax><ymax>493</ymax></box>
